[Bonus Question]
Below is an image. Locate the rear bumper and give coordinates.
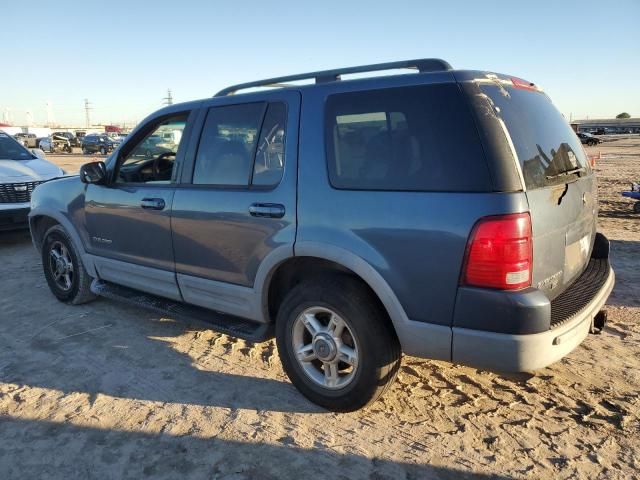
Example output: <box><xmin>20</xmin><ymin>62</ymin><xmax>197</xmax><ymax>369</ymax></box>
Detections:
<box><xmin>451</xmin><ymin>265</ymin><xmax>614</xmax><ymax>372</ymax></box>
<box><xmin>0</xmin><ymin>206</ymin><xmax>30</xmax><ymax>231</ymax></box>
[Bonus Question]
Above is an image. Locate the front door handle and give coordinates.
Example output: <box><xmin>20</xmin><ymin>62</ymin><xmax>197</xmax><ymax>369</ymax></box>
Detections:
<box><xmin>140</xmin><ymin>198</ymin><xmax>166</xmax><ymax>210</ymax></box>
<box><xmin>249</xmin><ymin>203</ymin><xmax>285</xmax><ymax>218</ymax></box>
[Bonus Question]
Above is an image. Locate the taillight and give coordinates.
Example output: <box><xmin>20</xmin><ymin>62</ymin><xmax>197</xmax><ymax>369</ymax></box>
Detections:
<box><xmin>461</xmin><ymin>213</ymin><xmax>532</xmax><ymax>290</ymax></box>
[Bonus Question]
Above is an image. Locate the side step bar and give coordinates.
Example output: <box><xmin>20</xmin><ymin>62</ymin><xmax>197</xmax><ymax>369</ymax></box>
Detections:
<box><xmin>91</xmin><ymin>279</ymin><xmax>273</xmax><ymax>343</ymax></box>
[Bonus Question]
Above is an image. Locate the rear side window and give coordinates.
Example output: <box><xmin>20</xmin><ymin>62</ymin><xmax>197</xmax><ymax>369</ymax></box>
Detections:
<box><xmin>193</xmin><ymin>102</ymin><xmax>287</xmax><ymax>187</ymax></box>
<box><xmin>479</xmin><ymin>84</ymin><xmax>589</xmax><ymax>189</ymax></box>
<box><xmin>194</xmin><ymin>103</ymin><xmax>263</xmax><ymax>186</ymax></box>
<box><xmin>252</xmin><ymin>103</ymin><xmax>287</xmax><ymax>186</ymax></box>
<box><xmin>325</xmin><ymin>84</ymin><xmax>490</xmax><ymax>191</ymax></box>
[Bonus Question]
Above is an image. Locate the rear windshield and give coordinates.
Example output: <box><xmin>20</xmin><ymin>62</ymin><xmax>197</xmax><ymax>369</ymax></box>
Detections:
<box><xmin>325</xmin><ymin>83</ymin><xmax>491</xmax><ymax>192</ymax></box>
<box><xmin>480</xmin><ymin>84</ymin><xmax>589</xmax><ymax>189</ymax></box>
<box><xmin>0</xmin><ymin>133</ymin><xmax>34</xmax><ymax>160</ymax></box>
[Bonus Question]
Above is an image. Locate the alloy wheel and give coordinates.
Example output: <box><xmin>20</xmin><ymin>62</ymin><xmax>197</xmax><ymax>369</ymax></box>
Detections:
<box><xmin>48</xmin><ymin>240</ymin><xmax>74</xmax><ymax>291</ymax></box>
<box><xmin>291</xmin><ymin>306</ymin><xmax>359</xmax><ymax>390</ymax></box>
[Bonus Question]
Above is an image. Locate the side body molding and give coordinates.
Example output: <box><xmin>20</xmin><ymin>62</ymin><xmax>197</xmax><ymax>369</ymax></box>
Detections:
<box><xmin>29</xmin><ymin>209</ymin><xmax>451</xmax><ymax>361</ymax></box>
<box><xmin>179</xmin><ymin>243</ymin><xmax>294</xmax><ymax>323</ymax></box>
<box><xmin>292</xmin><ymin>242</ymin><xmax>452</xmax><ymax>361</ymax></box>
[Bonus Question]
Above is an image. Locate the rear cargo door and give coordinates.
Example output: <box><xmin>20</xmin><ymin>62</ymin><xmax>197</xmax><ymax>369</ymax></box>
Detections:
<box><xmin>477</xmin><ymin>78</ymin><xmax>597</xmax><ymax>300</ymax></box>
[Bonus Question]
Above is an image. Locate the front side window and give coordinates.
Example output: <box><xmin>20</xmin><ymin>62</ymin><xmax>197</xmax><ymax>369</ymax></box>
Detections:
<box><xmin>116</xmin><ymin>115</ymin><xmax>187</xmax><ymax>183</ymax></box>
<box><xmin>325</xmin><ymin>84</ymin><xmax>490</xmax><ymax>191</ymax></box>
<box><xmin>193</xmin><ymin>102</ymin><xmax>287</xmax><ymax>187</ymax></box>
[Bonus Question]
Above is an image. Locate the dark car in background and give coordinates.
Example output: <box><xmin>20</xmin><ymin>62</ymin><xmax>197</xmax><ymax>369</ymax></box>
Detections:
<box><xmin>81</xmin><ymin>134</ymin><xmax>116</xmax><ymax>155</ymax></box>
<box><xmin>577</xmin><ymin>132</ymin><xmax>601</xmax><ymax>146</ymax></box>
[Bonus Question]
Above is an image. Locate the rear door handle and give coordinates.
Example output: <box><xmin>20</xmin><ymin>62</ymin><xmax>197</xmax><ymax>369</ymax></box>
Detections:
<box><xmin>249</xmin><ymin>203</ymin><xmax>285</xmax><ymax>218</ymax></box>
<box><xmin>140</xmin><ymin>198</ymin><xmax>166</xmax><ymax>210</ymax></box>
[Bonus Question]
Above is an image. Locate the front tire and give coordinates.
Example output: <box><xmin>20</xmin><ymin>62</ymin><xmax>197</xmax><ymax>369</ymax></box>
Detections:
<box><xmin>42</xmin><ymin>225</ymin><xmax>96</xmax><ymax>305</ymax></box>
<box><xmin>276</xmin><ymin>275</ymin><xmax>401</xmax><ymax>411</ymax></box>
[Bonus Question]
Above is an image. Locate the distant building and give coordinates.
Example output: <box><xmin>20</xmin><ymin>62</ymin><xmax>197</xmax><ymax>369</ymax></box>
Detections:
<box><xmin>570</xmin><ymin>118</ymin><xmax>640</xmax><ymax>134</ymax></box>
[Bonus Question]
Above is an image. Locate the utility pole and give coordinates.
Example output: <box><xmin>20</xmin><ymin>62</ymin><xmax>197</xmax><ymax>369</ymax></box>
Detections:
<box><xmin>46</xmin><ymin>101</ymin><xmax>54</xmax><ymax>127</ymax></box>
<box><xmin>163</xmin><ymin>89</ymin><xmax>173</xmax><ymax>105</ymax></box>
<box><xmin>84</xmin><ymin>98</ymin><xmax>92</xmax><ymax>128</ymax></box>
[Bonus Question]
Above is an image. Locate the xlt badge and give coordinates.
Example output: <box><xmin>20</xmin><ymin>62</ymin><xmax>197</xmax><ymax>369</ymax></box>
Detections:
<box><xmin>92</xmin><ymin>236</ymin><xmax>112</xmax><ymax>245</ymax></box>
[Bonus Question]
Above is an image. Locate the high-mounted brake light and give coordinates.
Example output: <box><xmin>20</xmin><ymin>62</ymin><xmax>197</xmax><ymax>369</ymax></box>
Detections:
<box><xmin>462</xmin><ymin>213</ymin><xmax>532</xmax><ymax>290</ymax></box>
<box><xmin>511</xmin><ymin>77</ymin><xmax>537</xmax><ymax>91</ymax></box>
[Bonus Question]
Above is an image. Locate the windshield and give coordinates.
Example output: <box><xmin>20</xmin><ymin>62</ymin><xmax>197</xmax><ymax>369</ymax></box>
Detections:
<box><xmin>479</xmin><ymin>84</ymin><xmax>589</xmax><ymax>189</ymax></box>
<box><xmin>0</xmin><ymin>132</ymin><xmax>35</xmax><ymax>160</ymax></box>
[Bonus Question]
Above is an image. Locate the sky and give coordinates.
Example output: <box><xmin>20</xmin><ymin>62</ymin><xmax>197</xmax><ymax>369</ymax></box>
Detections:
<box><xmin>1</xmin><ymin>0</ymin><xmax>639</xmax><ymax>127</ymax></box>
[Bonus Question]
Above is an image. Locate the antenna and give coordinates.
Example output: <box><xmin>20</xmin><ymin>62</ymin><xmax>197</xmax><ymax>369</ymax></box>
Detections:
<box><xmin>84</xmin><ymin>98</ymin><xmax>93</xmax><ymax>128</ymax></box>
<box><xmin>163</xmin><ymin>89</ymin><xmax>173</xmax><ymax>105</ymax></box>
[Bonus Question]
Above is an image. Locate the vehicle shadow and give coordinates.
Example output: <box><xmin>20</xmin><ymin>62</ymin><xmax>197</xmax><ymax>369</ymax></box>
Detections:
<box><xmin>0</xmin><ymin>228</ymin><xmax>31</xmax><ymax>245</ymax></box>
<box><xmin>0</xmin><ymin>416</ymin><xmax>508</xmax><ymax>479</ymax></box>
<box><xmin>2</xmin><ymin>298</ymin><xmax>322</xmax><ymax>414</ymax></box>
<box><xmin>1</xmin><ymin>229</ymin><xmax>634</xmax><ymax>418</ymax></box>
<box><xmin>608</xmin><ymin>239</ymin><xmax>640</xmax><ymax>308</ymax></box>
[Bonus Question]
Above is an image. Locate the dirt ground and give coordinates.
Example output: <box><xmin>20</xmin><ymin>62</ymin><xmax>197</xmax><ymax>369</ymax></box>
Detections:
<box><xmin>1</xmin><ymin>139</ymin><xmax>639</xmax><ymax>479</ymax></box>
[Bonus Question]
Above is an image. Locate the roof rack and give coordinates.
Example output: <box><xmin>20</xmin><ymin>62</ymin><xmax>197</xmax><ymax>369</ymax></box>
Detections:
<box><xmin>215</xmin><ymin>58</ymin><xmax>452</xmax><ymax>97</ymax></box>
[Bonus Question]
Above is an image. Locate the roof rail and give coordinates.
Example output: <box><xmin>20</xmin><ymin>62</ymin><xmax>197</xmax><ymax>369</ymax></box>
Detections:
<box><xmin>215</xmin><ymin>58</ymin><xmax>452</xmax><ymax>97</ymax></box>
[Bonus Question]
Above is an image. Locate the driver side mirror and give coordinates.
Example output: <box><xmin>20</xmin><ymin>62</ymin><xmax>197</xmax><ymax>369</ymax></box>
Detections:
<box><xmin>80</xmin><ymin>161</ymin><xmax>107</xmax><ymax>185</ymax></box>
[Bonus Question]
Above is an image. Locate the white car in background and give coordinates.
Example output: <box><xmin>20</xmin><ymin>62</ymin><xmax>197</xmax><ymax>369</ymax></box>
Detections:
<box><xmin>0</xmin><ymin>131</ymin><xmax>65</xmax><ymax>231</ymax></box>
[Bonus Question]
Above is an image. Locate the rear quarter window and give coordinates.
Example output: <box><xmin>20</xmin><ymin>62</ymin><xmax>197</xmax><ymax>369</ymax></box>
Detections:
<box><xmin>478</xmin><ymin>84</ymin><xmax>590</xmax><ymax>190</ymax></box>
<box><xmin>324</xmin><ymin>83</ymin><xmax>491</xmax><ymax>192</ymax></box>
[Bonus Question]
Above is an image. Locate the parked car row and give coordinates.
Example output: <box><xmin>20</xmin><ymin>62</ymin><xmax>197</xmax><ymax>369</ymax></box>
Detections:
<box><xmin>581</xmin><ymin>128</ymin><xmax>640</xmax><ymax>136</ymax></box>
<box><xmin>11</xmin><ymin>131</ymin><xmax>128</xmax><ymax>155</ymax></box>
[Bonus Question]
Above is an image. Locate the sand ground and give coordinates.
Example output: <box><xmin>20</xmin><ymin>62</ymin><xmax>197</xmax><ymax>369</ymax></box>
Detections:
<box><xmin>0</xmin><ymin>138</ymin><xmax>638</xmax><ymax>479</ymax></box>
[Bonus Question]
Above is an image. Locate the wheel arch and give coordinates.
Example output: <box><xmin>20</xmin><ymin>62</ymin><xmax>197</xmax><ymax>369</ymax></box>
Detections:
<box><xmin>29</xmin><ymin>209</ymin><xmax>97</xmax><ymax>277</ymax></box>
<box><xmin>260</xmin><ymin>242</ymin><xmax>410</xmax><ymax>335</ymax></box>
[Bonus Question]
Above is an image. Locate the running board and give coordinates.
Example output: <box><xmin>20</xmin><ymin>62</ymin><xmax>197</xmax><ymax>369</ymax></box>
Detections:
<box><xmin>91</xmin><ymin>279</ymin><xmax>273</xmax><ymax>342</ymax></box>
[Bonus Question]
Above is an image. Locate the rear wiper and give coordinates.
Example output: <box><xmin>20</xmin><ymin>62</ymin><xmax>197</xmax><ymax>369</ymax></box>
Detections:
<box><xmin>546</xmin><ymin>167</ymin><xmax>586</xmax><ymax>180</ymax></box>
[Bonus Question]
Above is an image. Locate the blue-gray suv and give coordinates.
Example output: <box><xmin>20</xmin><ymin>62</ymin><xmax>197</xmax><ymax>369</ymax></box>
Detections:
<box><xmin>29</xmin><ymin>59</ymin><xmax>614</xmax><ymax>411</ymax></box>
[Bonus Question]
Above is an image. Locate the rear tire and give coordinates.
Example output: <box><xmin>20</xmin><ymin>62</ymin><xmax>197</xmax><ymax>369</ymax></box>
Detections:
<box><xmin>276</xmin><ymin>275</ymin><xmax>401</xmax><ymax>412</ymax></box>
<box><xmin>41</xmin><ymin>225</ymin><xmax>96</xmax><ymax>305</ymax></box>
